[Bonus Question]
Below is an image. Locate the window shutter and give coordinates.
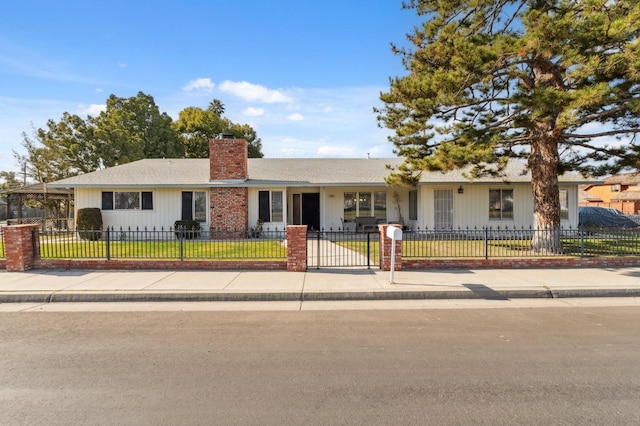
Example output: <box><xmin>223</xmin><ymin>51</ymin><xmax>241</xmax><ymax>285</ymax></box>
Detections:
<box><xmin>101</xmin><ymin>192</ymin><xmax>113</xmax><ymax>210</ymax></box>
<box><xmin>258</xmin><ymin>191</ymin><xmax>270</xmax><ymax>222</ymax></box>
<box><xmin>142</xmin><ymin>192</ymin><xmax>153</xmax><ymax>210</ymax></box>
<box><xmin>181</xmin><ymin>192</ymin><xmax>193</xmax><ymax>220</ymax></box>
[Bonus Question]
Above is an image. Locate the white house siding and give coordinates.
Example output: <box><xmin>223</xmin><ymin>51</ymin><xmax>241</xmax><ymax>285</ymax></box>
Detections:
<box><xmin>419</xmin><ymin>184</ymin><xmax>579</xmax><ymax>229</ymax></box>
<box><xmin>74</xmin><ymin>187</ymin><xmax>207</xmax><ymax>230</ymax></box>
<box><xmin>561</xmin><ymin>185</ymin><xmax>579</xmax><ymax>227</ymax></box>
<box><xmin>73</xmin><ymin>183</ymin><xmax>580</xmax><ymax>232</ymax></box>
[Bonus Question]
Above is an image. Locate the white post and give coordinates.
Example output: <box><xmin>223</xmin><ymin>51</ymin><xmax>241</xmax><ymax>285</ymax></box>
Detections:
<box><xmin>386</xmin><ymin>226</ymin><xmax>403</xmax><ymax>284</ymax></box>
<box><xmin>390</xmin><ymin>237</ymin><xmax>396</xmax><ymax>284</ymax></box>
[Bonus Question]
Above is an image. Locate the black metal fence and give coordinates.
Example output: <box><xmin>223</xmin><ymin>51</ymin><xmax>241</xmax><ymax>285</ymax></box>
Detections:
<box><xmin>403</xmin><ymin>226</ymin><xmax>640</xmax><ymax>258</ymax></box>
<box><xmin>307</xmin><ymin>230</ymin><xmax>380</xmax><ymax>268</ymax></box>
<box><xmin>4</xmin><ymin>225</ymin><xmax>640</xmax><ymax>264</ymax></box>
<box><xmin>38</xmin><ymin>227</ymin><xmax>287</xmax><ymax>260</ymax></box>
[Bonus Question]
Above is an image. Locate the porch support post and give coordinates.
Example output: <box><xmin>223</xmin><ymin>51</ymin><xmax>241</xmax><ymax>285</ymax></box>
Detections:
<box><xmin>379</xmin><ymin>224</ymin><xmax>402</xmax><ymax>272</ymax></box>
<box><xmin>2</xmin><ymin>224</ymin><xmax>40</xmax><ymax>272</ymax></box>
<box><xmin>286</xmin><ymin>225</ymin><xmax>308</xmax><ymax>272</ymax></box>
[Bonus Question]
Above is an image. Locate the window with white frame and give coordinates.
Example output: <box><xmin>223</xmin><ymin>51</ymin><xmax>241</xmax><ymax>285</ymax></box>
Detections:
<box><xmin>258</xmin><ymin>190</ymin><xmax>283</xmax><ymax>222</ymax></box>
<box><xmin>343</xmin><ymin>191</ymin><xmax>386</xmax><ymax>220</ymax></box>
<box><xmin>193</xmin><ymin>191</ymin><xmax>207</xmax><ymax>222</ymax></box>
<box><xmin>102</xmin><ymin>191</ymin><xmax>153</xmax><ymax>210</ymax></box>
<box><xmin>559</xmin><ymin>189</ymin><xmax>569</xmax><ymax>220</ymax></box>
<box><xmin>489</xmin><ymin>189</ymin><xmax>513</xmax><ymax>220</ymax></box>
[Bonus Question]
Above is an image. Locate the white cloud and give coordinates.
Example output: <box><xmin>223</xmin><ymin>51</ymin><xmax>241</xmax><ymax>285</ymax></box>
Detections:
<box><xmin>219</xmin><ymin>80</ymin><xmax>293</xmax><ymax>103</ymax></box>
<box><xmin>78</xmin><ymin>104</ymin><xmax>106</xmax><ymax>116</ymax></box>
<box><xmin>183</xmin><ymin>78</ymin><xmax>215</xmax><ymax>93</ymax></box>
<box><xmin>95</xmin><ymin>88</ymin><xmax>103</xmax><ymax>93</ymax></box>
<box><xmin>286</xmin><ymin>113</ymin><xmax>304</xmax><ymax>121</ymax></box>
<box><xmin>243</xmin><ymin>107</ymin><xmax>265</xmax><ymax>117</ymax></box>
<box><xmin>118</xmin><ymin>62</ymin><xmax>127</xmax><ymax>68</ymax></box>
<box><xmin>323</xmin><ymin>106</ymin><xmax>333</xmax><ymax>113</ymax></box>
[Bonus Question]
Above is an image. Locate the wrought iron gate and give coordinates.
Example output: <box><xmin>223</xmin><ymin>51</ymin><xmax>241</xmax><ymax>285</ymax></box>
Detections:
<box><xmin>307</xmin><ymin>230</ymin><xmax>380</xmax><ymax>268</ymax></box>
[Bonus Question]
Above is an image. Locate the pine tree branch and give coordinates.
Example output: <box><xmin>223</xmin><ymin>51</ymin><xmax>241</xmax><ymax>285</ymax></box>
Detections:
<box><xmin>564</xmin><ymin>129</ymin><xmax>640</xmax><ymax>139</ymax></box>
<box><xmin>574</xmin><ymin>103</ymin><xmax>636</xmax><ymax>127</ymax></box>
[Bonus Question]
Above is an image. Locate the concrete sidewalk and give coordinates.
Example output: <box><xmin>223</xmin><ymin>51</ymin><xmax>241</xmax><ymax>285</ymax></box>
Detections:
<box><xmin>1</xmin><ymin>267</ymin><xmax>639</xmax><ymax>303</ymax></box>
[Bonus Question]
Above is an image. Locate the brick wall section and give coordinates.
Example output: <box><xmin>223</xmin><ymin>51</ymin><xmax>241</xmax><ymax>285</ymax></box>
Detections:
<box><xmin>34</xmin><ymin>259</ymin><xmax>287</xmax><ymax>270</ymax></box>
<box><xmin>2</xmin><ymin>224</ymin><xmax>40</xmax><ymax>272</ymax></box>
<box><xmin>379</xmin><ymin>224</ymin><xmax>402</xmax><ymax>272</ymax></box>
<box><xmin>403</xmin><ymin>257</ymin><xmax>640</xmax><ymax>269</ymax></box>
<box><xmin>209</xmin><ymin>138</ymin><xmax>248</xmax><ymax>181</ymax></box>
<box><xmin>210</xmin><ymin>187</ymin><xmax>248</xmax><ymax>232</ymax></box>
<box><xmin>287</xmin><ymin>225</ymin><xmax>308</xmax><ymax>272</ymax></box>
<box><xmin>0</xmin><ymin>256</ymin><xmax>633</xmax><ymax>272</ymax></box>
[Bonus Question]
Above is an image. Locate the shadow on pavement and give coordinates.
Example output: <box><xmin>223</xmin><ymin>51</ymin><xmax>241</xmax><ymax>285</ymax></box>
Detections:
<box><xmin>463</xmin><ymin>284</ymin><xmax>509</xmax><ymax>300</ymax></box>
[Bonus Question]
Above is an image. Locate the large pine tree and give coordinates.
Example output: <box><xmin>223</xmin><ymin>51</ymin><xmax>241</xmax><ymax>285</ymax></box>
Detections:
<box><xmin>377</xmin><ymin>0</ymin><xmax>640</xmax><ymax>251</ymax></box>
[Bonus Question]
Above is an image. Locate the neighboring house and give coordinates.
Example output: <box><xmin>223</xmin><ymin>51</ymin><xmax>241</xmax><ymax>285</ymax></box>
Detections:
<box><xmin>49</xmin><ymin>137</ymin><xmax>594</xmax><ymax>232</ymax></box>
<box><xmin>580</xmin><ymin>172</ymin><xmax>640</xmax><ymax>214</ymax></box>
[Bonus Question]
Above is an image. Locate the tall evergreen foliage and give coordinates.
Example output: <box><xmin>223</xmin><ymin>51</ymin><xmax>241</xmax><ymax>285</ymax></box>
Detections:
<box><xmin>377</xmin><ymin>0</ymin><xmax>640</xmax><ymax>251</ymax></box>
<box><xmin>14</xmin><ymin>94</ymin><xmax>263</xmax><ymax>182</ymax></box>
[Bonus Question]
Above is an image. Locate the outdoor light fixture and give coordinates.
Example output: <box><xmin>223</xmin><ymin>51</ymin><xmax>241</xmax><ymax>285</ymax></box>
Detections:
<box><xmin>458</xmin><ymin>186</ymin><xmax>464</xmax><ymax>194</ymax></box>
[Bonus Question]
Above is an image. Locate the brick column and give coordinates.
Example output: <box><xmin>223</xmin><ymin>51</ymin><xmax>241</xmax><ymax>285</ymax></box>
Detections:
<box><xmin>210</xmin><ymin>187</ymin><xmax>248</xmax><ymax>234</ymax></box>
<box><xmin>286</xmin><ymin>225</ymin><xmax>308</xmax><ymax>272</ymax></box>
<box><xmin>2</xmin><ymin>224</ymin><xmax>40</xmax><ymax>272</ymax></box>
<box><xmin>379</xmin><ymin>224</ymin><xmax>402</xmax><ymax>272</ymax></box>
<box><xmin>209</xmin><ymin>138</ymin><xmax>249</xmax><ymax>234</ymax></box>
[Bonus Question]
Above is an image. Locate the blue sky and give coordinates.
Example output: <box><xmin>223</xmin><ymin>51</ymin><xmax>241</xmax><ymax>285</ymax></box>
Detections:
<box><xmin>0</xmin><ymin>1</ymin><xmax>421</xmax><ymax>175</ymax></box>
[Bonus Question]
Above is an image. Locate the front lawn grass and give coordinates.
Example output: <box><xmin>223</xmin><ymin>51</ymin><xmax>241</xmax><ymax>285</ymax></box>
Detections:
<box><xmin>338</xmin><ymin>235</ymin><xmax>640</xmax><ymax>258</ymax></box>
<box><xmin>38</xmin><ymin>237</ymin><xmax>287</xmax><ymax>260</ymax></box>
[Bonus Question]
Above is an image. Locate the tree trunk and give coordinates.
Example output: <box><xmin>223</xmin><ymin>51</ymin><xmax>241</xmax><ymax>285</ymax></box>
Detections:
<box><xmin>528</xmin><ymin>135</ymin><xmax>562</xmax><ymax>253</ymax></box>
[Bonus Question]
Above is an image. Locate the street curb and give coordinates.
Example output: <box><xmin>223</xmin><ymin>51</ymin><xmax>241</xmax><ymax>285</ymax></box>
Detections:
<box><xmin>1</xmin><ymin>288</ymin><xmax>640</xmax><ymax>303</ymax></box>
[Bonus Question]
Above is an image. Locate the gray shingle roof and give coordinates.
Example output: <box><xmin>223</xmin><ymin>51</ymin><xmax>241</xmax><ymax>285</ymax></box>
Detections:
<box><xmin>50</xmin><ymin>159</ymin><xmax>211</xmax><ymax>188</ymax></box>
<box><xmin>49</xmin><ymin>157</ymin><xmax>595</xmax><ymax>188</ymax></box>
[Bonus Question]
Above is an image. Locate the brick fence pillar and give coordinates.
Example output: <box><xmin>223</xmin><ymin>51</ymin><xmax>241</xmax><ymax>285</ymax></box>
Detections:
<box><xmin>286</xmin><ymin>225</ymin><xmax>308</xmax><ymax>272</ymax></box>
<box><xmin>2</xmin><ymin>224</ymin><xmax>40</xmax><ymax>272</ymax></box>
<box><xmin>379</xmin><ymin>224</ymin><xmax>402</xmax><ymax>272</ymax></box>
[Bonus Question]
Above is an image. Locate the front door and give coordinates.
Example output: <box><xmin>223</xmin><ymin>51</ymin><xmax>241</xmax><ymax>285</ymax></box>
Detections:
<box><xmin>434</xmin><ymin>189</ymin><xmax>453</xmax><ymax>229</ymax></box>
<box><xmin>302</xmin><ymin>193</ymin><xmax>320</xmax><ymax>231</ymax></box>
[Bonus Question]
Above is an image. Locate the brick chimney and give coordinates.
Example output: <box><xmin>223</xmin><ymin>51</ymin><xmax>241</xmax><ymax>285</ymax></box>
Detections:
<box><xmin>209</xmin><ymin>137</ymin><xmax>249</xmax><ymax>233</ymax></box>
<box><xmin>209</xmin><ymin>137</ymin><xmax>248</xmax><ymax>181</ymax></box>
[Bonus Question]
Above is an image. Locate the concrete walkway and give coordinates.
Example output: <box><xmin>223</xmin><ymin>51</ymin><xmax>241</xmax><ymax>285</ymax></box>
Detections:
<box><xmin>1</xmin><ymin>266</ymin><xmax>639</xmax><ymax>303</ymax></box>
<box><xmin>306</xmin><ymin>239</ymin><xmax>370</xmax><ymax>268</ymax></box>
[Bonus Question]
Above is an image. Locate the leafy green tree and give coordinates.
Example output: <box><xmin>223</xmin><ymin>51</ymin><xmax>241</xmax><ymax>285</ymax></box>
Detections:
<box><xmin>377</xmin><ymin>0</ymin><xmax>640</xmax><ymax>252</ymax></box>
<box><xmin>174</xmin><ymin>99</ymin><xmax>263</xmax><ymax>158</ymax></box>
<box><xmin>0</xmin><ymin>171</ymin><xmax>21</xmax><ymax>203</ymax></box>
<box><xmin>16</xmin><ymin>113</ymin><xmax>99</xmax><ymax>182</ymax></box>
<box><xmin>174</xmin><ymin>106</ymin><xmax>224</xmax><ymax>158</ymax></box>
<box><xmin>93</xmin><ymin>92</ymin><xmax>184</xmax><ymax>166</ymax></box>
<box><xmin>230</xmin><ymin>122</ymin><xmax>263</xmax><ymax>158</ymax></box>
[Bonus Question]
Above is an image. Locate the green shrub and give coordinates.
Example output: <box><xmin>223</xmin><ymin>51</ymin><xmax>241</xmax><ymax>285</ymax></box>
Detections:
<box><xmin>77</xmin><ymin>208</ymin><xmax>103</xmax><ymax>241</ymax></box>
<box><xmin>174</xmin><ymin>220</ymin><xmax>201</xmax><ymax>239</ymax></box>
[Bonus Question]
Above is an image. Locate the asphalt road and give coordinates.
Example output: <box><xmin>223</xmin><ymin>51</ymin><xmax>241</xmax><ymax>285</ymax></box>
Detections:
<box><xmin>1</xmin><ymin>307</ymin><xmax>640</xmax><ymax>425</ymax></box>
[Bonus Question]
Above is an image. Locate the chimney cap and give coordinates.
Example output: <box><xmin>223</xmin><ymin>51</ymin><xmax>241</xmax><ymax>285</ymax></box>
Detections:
<box><xmin>219</xmin><ymin>133</ymin><xmax>236</xmax><ymax>139</ymax></box>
